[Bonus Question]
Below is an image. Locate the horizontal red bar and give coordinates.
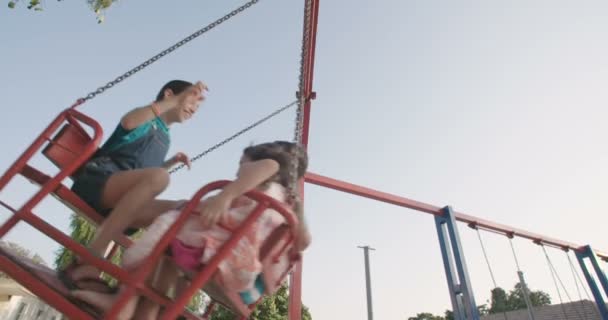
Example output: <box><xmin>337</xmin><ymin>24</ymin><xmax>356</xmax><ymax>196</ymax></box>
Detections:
<box><xmin>304</xmin><ymin>172</ymin><xmax>608</xmax><ymax>260</ymax></box>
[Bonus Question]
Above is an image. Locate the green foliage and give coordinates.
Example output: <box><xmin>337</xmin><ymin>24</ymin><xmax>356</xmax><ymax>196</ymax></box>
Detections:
<box><xmin>7</xmin><ymin>0</ymin><xmax>118</xmax><ymax>22</ymax></box>
<box><xmin>412</xmin><ymin>283</ymin><xmax>552</xmax><ymax>320</ymax></box>
<box><xmin>489</xmin><ymin>283</ymin><xmax>551</xmax><ymax>314</ymax></box>
<box><xmin>408</xmin><ymin>312</ymin><xmax>445</xmax><ymax>320</ymax></box>
<box><xmin>209</xmin><ymin>284</ymin><xmax>312</xmax><ymax>320</ymax></box>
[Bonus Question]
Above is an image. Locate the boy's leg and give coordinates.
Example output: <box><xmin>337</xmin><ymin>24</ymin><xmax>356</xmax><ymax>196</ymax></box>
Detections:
<box><xmin>71</xmin><ymin>168</ymin><xmax>175</xmax><ymax>281</ymax></box>
<box><xmin>91</xmin><ymin>167</ymin><xmax>171</xmax><ymax>254</ymax></box>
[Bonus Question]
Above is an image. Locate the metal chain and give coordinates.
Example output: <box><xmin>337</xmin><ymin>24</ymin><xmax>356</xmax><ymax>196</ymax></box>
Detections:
<box><xmin>288</xmin><ymin>0</ymin><xmax>313</xmax><ymax>200</ymax></box>
<box><xmin>169</xmin><ymin>99</ymin><xmax>299</xmax><ymax>174</ymax></box>
<box><xmin>293</xmin><ymin>0</ymin><xmax>313</xmax><ymax>144</ymax></box>
<box><xmin>567</xmin><ymin>252</ymin><xmax>593</xmax><ymax>320</ymax></box>
<box><xmin>475</xmin><ymin>229</ymin><xmax>509</xmax><ymax>320</ymax></box>
<box><xmin>509</xmin><ymin>237</ymin><xmax>523</xmax><ymax>271</ymax></box>
<box><xmin>541</xmin><ymin>245</ymin><xmax>585</xmax><ymax>320</ymax></box>
<box><xmin>80</xmin><ymin>0</ymin><xmax>260</xmax><ymax>102</ymax></box>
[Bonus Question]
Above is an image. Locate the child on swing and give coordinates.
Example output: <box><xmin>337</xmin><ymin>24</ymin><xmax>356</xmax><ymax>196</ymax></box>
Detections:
<box><xmin>61</xmin><ymin>80</ymin><xmax>208</xmax><ymax>293</ymax></box>
<box><xmin>71</xmin><ymin>141</ymin><xmax>312</xmax><ymax>319</ymax></box>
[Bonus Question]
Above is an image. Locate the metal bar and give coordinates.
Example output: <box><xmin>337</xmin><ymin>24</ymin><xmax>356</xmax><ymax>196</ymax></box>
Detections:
<box><xmin>0</xmin><ymin>254</ymin><xmax>95</xmax><ymax>320</ymax></box>
<box><xmin>436</xmin><ymin>214</ymin><xmax>466</xmax><ymax>320</ymax></box>
<box><xmin>357</xmin><ymin>246</ymin><xmax>375</xmax><ymax>320</ymax></box>
<box><xmin>0</xmin><ymin>109</ymin><xmax>103</xmax><ymax>238</ymax></box>
<box><xmin>441</xmin><ymin>206</ymin><xmax>480</xmax><ymax>320</ymax></box>
<box><xmin>583</xmin><ymin>246</ymin><xmax>608</xmax><ymax>297</ymax></box>
<box><xmin>576</xmin><ymin>247</ymin><xmax>608</xmax><ymax>320</ymax></box>
<box><xmin>289</xmin><ymin>0</ymin><xmax>320</xmax><ymax>319</ymax></box>
<box><xmin>0</xmin><ymin>110</ymin><xmax>68</xmax><ymax>194</ymax></box>
<box><xmin>19</xmin><ymin>211</ymin><xmax>131</xmax><ymax>283</ymax></box>
<box><xmin>304</xmin><ymin>172</ymin><xmax>608</xmax><ymax>259</ymax></box>
<box><xmin>113</xmin><ymin>180</ymin><xmax>300</xmax><ymax>320</ymax></box>
<box><xmin>162</xmin><ymin>203</ymin><xmax>269</xmax><ymax>319</ymax></box>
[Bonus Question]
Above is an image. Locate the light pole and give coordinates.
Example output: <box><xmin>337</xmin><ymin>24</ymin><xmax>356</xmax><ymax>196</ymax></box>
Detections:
<box><xmin>358</xmin><ymin>245</ymin><xmax>375</xmax><ymax>320</ymax></box>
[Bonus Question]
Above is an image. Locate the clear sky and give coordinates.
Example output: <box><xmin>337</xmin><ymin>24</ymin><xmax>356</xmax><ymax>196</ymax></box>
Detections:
<box><xmin>1</xmin><ymin>0</ymin><xmax>608</xmax><ymax>319</ymax></box>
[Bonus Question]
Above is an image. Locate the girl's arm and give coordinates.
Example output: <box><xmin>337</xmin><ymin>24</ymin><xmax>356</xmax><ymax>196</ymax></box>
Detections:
<box><xmin>198</xmin><ymin>159</ymin><xmax>280</xmax><ymax>227</ymax></box>
<box><xmin>292</xmin><ymin>200</ymin><xmax>311</xmax><ymax>252</ymax></box>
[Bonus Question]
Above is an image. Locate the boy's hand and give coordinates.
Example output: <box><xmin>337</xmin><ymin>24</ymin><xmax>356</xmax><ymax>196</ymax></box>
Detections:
<box><xmin>176</xmin><ymin>81</ymin><xmax>208</xmax><ymax>109</ymax></box>
<box><xmin>165</xmin><ymin>152</ymin><xmax>191</xmax><ymax>170</ymax></box>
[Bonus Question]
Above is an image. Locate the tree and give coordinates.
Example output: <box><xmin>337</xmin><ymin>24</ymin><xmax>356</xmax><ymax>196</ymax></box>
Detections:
<box><xmin>489</xmin><ymin>287</ymin><xmax>510</xmax><ymax>314</ymax></box>
<box><xmin>407</xmin><ymin>312</ymin><xmax>445</xmax><ymax>320</ymax></box>
<box><xmin>7</xmin><ymin>0</ymin><xmax>116</xmax><ymax>22</ymax></box>
<box><xmin>506</xmin><ymin>283</ymin><xmax>551</xmax><ymax>311</ymax></box>
<box><xmin>0</xmin><ymin>240</ymin><xmax>46</xmax><ymax>278</ymax></box>
<box><xmin>488</xmin><ymin>283</ymin><xmax>551</xmax><ymax>314</ymax></box>
<box><xmin>440</xmin><ymin>305</ymin><xmax>487</xmax><ymax>320</ymax></box>
<box><xmin>54</xmin><ymin>215</ymin><xmax>96</xmax><ymax>270</ymax></box>
<box><xmin>209</xmin><ymin>284</ymin><xmax>312</xmax><ymax>320</ymax></box>
<box><xmin>477</xmin><ymin>304</ymin><xmax>489</xmax><ymax>316</ymax></box>
<box><xmin>412</xmin><ymin>283</ymin><xmax>552</xmax><ymax>320</ymax></box>
<box><xmin>444</xmin><ymin>310</ymin><xmax>454</xmax><ymax>320</ymax></box>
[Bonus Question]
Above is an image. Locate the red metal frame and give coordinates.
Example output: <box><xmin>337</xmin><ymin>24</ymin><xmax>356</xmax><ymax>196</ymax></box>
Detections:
<box><xmin>0</xmin><ymin>138</ymin><xmax>301</xmax><ymax>320</ymax></box>
<box><xmin>3</xmin><ymin>0</ymin><xmax>607</xmax><ymax>319</ymax></box>
<box><xmin>0</xmin><ymin>105</ymin><xmax>255</xmax><ymax>319</ymax></box>
<box><xmin>159</xmin><ymin>181</ymin><xmax>299</xmax><ymax>319</ymax></box>
<box><xmin>304</xmin><ymin>172</ymin><xmax>608</xmax><ymax>260</ymax></box>
<box><xmin>288</xmin><ymin>0</ymin><xmax>320</xmax><ymax>319</ymax></box>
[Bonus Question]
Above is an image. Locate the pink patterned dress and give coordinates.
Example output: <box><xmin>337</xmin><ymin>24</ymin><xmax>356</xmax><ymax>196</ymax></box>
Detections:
<box><xmin>122</xmin><ymin>183</ymin><xmax>291</xmax><ymax>296</ymax></box>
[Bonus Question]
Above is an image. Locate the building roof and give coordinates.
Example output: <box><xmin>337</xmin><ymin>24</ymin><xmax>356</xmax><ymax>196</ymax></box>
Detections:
<box><xmin>481</xmin><ymin>300</ymin><xmax>601</xmax><ymax>320</ymax></box>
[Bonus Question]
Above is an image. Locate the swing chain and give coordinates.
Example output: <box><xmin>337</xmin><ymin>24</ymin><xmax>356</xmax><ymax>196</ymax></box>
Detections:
<box><xmin>169</xmin><ymin>99</ymin><xmax>299</xmax><ymax>174</ymax></box>
<box><xmin>293</xmin><ymin>0</ymin><xmax>313</xmax><ymax>145</ymax></box>
<box><xmin>81</xmin><ymin>0</ymin><xmax>261</xmax><ymax>102</ymax></box>
<box><xmin>286</xmin><ymin>0</ymin><xmax>313</xmax><ymax>202</ymax></box>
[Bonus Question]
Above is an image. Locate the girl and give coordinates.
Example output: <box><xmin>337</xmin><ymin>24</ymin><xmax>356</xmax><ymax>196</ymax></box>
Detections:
<box><xmin>71</xmin><ymin>141</ymin><xmax>312</xmax><ymax>319</ymax></box>
<box><xmin>61</xmin><ymin>80</ymin><xmax>209</xmax><ymax>293</ymax></box>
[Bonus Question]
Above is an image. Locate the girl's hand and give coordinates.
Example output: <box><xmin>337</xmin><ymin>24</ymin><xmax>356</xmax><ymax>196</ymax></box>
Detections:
<box><xmin>197</xmin><ymin>193</ymin><xmax>232</xmax><ymax>228</ymax></box>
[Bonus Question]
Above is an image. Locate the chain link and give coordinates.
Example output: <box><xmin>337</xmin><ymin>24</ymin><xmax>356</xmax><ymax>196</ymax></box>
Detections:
<box><xmin>287</xmin><ymin>0</ymin><xmax>314</xmax><ymax>199</ymax></box>
<box><xmin>293</xmin><ymin>0</ymin><xmax>313</xmax><ymax>144</ymax></box>
<box><xmin>81</xmin><ymin>0</ymin><xmax>260</xmax><ymax>102</ymax></box>
<box><xmin>76</xmin><ymin>0</ymin><xmax>314</xmax><ymax>176</ymax></box>
<box><xmin>168</xmin><ymin>100</ymin><xmax>299</xmax><ymax>174</ymax></box>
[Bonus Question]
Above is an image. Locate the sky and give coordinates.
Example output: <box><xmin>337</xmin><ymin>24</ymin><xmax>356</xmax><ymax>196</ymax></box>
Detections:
<box><xmin>1</xmin><ymin>0</ymin><xmax>608</xmax><ymax>319</ymax></box>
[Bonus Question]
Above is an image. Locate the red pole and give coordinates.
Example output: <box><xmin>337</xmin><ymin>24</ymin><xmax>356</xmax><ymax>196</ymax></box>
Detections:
<box><xmin>289</xmin><ymin>0</ymin><xmax>320</xmax><ymax>319</ymax></box>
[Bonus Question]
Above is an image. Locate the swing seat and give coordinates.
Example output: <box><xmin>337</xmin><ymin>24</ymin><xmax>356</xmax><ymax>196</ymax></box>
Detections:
<box><xmin>42</xmin><ymin>121</ymin><xmax>96</xmax><ymax>175</ymax></box>
<box><xmin>182</xmin><ymin>223</ymin><xmax>298</xmax><ymax>318</ymax></box>
<box><xmin>20</xmin><ymin>120</ymin><xmax>131</xmax><ymax>247</ymax></box>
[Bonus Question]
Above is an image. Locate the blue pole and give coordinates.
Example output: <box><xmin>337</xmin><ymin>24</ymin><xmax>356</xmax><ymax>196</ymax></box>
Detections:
<box><xmin>576</xmin><ymin>245</ymin><xmax>608</xmax><ymax>320</ymax></box>
<box><xmin>435</xmin><ymin>206</ymin><xmax>480</xmax><ymax>320</ymax></box>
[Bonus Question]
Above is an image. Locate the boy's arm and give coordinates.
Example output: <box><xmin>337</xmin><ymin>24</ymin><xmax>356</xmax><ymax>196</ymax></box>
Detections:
<box><xmin>120</xmin><ymin>81</ymin><xmax>206</xmax><ymax>130</ymax></box>
<box><xmin>120</xmin><ymin>96</ymin><xmax>178</xmax><ymax>130</ymax></box>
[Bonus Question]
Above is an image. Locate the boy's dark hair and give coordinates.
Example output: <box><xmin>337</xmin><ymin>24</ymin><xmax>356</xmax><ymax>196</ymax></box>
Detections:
<box><xmin>155</xmin><ymin>80</ymin><xmax>193</xmax><ymax>102</ymax></box>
